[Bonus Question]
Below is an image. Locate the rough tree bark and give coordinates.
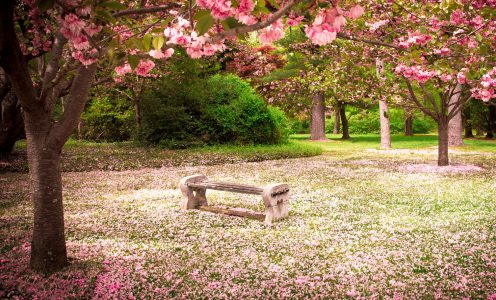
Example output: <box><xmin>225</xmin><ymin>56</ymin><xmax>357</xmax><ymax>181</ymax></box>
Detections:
<box><xmin>1</xmin><ymin>2</ymin><xmax>98</xmax><ymax>272</ymax></box>
<box><xmin>376</xmin><ymin>58</ymin><xmax>391</xmax><ymax>149</ymax></box>
<box><xmin>404</xmin><ymin>112</ymin><xmax>414</xmax><ymax>136</ymax></box>
<box><xmin>438</xmin><ymin>118</ymin><xmax>450</xmax><ymax>166</ymax></box>
<box><xmin>448</xmin><ymin>84</ymin><xmax>464</xmax><ymax>146</ymax></box>
<box><xmin>339</xmin><ymin>103</ymin><xmax>350</xmax><ymax>139</ymax></box>
<box><xmin>310</xmin><ymin>91</ymin><xmax>326</xmax><ymax>140</ymax></box>
<box><xmin>333</xmin><ymin>107</ymin><xmax>340</xmax><ymax>134</ymax></box>
<box><xmin>462</xmin><ymin>105</ymin><xmax>474</xmax><ymax>138</ymax></box>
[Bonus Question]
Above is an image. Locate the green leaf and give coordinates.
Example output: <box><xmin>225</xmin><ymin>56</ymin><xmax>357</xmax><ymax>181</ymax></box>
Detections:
<box><xmin>98</xmin><ymin>1</ymin><xmax>127</xmax><ymax>10</ymax></box>
<box><xmin>128</xmin><ymin>55</ymin><xmax>140</xmax><ymax>70</ymax></box>
<box><xmin>195</xmin><ymin>12</ymin><xmax>215</xmax><ymax>35</ymax></box>
<box><xmin>143</xmin><ymin>34</ymin><xmax>152</xmax><ymax>52</ymax></box>
<box><xmin>221</xmin><ymin>17</ymin><xmax>242</xmax><ymax>30</ymax></box>
<box><xmin>35</xmin><ymin>0</ymin><xmax>54</xmax><ymax>11</ymax></box>
<box><xmin>152</xmin><ymin>36</ymin><xmax>165</xmax><ymax>51</ymax></box>
<box><xmin>265</xmin><ymin>0</ymin><xmax>280</xmax><ymax>9</ymax></box>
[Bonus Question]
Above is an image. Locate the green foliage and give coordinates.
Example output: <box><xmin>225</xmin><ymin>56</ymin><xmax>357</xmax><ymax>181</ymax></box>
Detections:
<box><xmin>80</xmin><ymin>96</ymin><xmax>135</xmax><ymax>142</ymax></box>
<box><xmin>324</xmin><ymin>107</ymin><xmax>436</xmax><ymax>135</ymax></box>
<box><xmin>140</xmin><ymin>72</ymin><xmax>289</xmax><ymax>148</ymax></box>
<box><xmin>289</xmin><ymin>118</ymin><xmax>310</xmax><ymax>134</ymax></box>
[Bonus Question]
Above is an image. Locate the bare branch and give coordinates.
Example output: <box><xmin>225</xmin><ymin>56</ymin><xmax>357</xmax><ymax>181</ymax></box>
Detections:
<box><xmin>404</xmin><ymin>78</ymin><xmax>438</xmax><ymax>120</ymax></box>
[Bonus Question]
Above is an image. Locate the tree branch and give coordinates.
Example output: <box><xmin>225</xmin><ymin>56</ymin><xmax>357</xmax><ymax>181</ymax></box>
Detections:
<box><xmin>40</xmin><ymin>32</ymin><xmax>67</xmax><ymax>103</ymax></box>
<box><xmin>404</xmin><ymin>78</ymin><xmax>438</xmax><ymax>120</ymax></box>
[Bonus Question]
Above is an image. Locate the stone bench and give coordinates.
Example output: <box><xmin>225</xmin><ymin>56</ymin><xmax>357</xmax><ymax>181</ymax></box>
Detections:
<box><xmin>179</xmin><ymin>174</ymin><xmax>289</xmax><ymax>224</ymax></box>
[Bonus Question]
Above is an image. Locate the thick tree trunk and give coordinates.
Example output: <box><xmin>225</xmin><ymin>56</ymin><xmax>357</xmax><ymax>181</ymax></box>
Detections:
<box><xmin>448</xmin><ymin>84</ymin><xmax>464</xmax><ymax>146</ymax></box>
<box><xmin>339</xmin><ymin>103</ymin><xmax>350</xmax><ymax>139</ymax></box>
<box><xmin>333</xmin><ymin>107</ymin><xmax>340</xmax><ymax>134</ymax></box>
<box><xmin>0</xmin><ymin>89</ymin><xmax>24</xmax><ymax>155</ymax></box>
<box><xmin>379</xmin><ymin>99</ymin><xmax>391</xmax><ymax>149</ymax></box>
<box><xmin>376</xmin><ymin>58</ymin><xmax>391</xmax><ymax>149</ymax></box>
<box><xmin>310</xmin><ymin>92</ymin><xmax>326</xmax><ymax>140</ymax></box>
<box><xmin>438</xmin><ymin>120</ymin><xmax>449</xmax><ymax>166</ymax></box>
<box><xmin>28</xmin><ymin>146</ymin><xmax>67</xmax><ymax>271</ymax></box>
<box><xmin>404</xmin><ymin>114</ymin><xmax>414</xmax><ymax>136</ymax></box>
<box><xmin>463</xmin><ymin>105</ymin><xmax>474</xmax><ymax>138</ymax></box>
<box><xmin>487</xmin><ymin>105</ymin><xmax>496</xmax><ymax>139</ymax></box>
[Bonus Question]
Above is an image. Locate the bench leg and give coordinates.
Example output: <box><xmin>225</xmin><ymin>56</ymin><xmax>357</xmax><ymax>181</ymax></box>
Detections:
<box><xmin>262</xmin><ymin>184</ymin><xmax>290</xmax><ymax>224</ymax></box>
<box><xmin>179</xmin><ymin>174</ymin><xmax>208</xmax><ymax>210</ymax></box>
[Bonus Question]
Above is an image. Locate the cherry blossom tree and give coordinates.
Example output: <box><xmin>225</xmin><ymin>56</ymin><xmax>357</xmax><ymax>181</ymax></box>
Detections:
<box><xmin>348</xmin><ymin>0</ymin><xmax>496</xmax><ymax>166</ymax></box>
<box><xmin>0</xmin><ymin>0</ymin><xmax>364</xmax><ymax>272</ymax></box>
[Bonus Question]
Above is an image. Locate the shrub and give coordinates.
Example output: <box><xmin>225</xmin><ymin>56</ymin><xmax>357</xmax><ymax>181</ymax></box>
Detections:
<box><xmin>140</xmin><ymin>73</ymin><xmax>289</xmax><ymax>148</ymax></box>
<box><xmin>80</xmin><ymin>96</ymin><xmax>135</xmax><ymax>142</ymax></box>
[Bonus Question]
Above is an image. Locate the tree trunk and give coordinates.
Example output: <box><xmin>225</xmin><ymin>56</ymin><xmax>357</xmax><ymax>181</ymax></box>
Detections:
<box><xmin>379</xmin><ymin>99</ymin><xmax>391</xmax><ymax>149</ymax></box>
<box><xmin>134</xmin><ymin>98</ymin><xmax>142</xmax><ymax>134</ymax></box>
<box><xmin>487</xmin><ymin>105</ymin><xmax>496</xmax><ymax>139</ymax></box>
<box><xmin>28</xmin><ymin>146</ymin><xmax>67</xmax><ymax>271</ymax></box>
<box><xmin>438</xmin><ymin>120</ymin><xmax>449</xmax><ymax>166</ymax></box>
<box><xmin>333</xmin><ymin>107</ymin><xmax>340</xmax><ymax>134</ymax></box>
<box><xmin>0</xmin><ymin>89</ymin><xmax>24</xmax><ymax>155</ymax></box>
<box><xmin>310</xmin><ymin>92</ymin><xmax>326</xmax><ymax>140</ymax></box>
<box><xmin>376</xmin><ymin>58</ymin><xmax>391</xmax><ymax>149</ymax></box>
<box><xmin>448</xmin><ymin>84</ymin><xmax>464</xmax><ymax>146</ymax></box>
<box><xmin>404</xmin><ymin>114</ymin><xmax>414</xmax><ymax>136</ymax></box>
<box><xmin>340</xmin><ymin>103</ymin><xmax>350</xmax><ymax>139</ymax></box>
<box><xmin>463</xmin><ymin>105</ymin><xmax>474</xmax><ymax>138</ymax></box>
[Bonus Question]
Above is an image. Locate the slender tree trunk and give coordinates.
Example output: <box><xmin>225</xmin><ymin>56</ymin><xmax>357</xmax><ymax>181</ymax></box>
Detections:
<box><xmin>376</xmin><ymin>58</ymin><xmax>391</xmax><ymax>149</ymax></box>
<box><xmin>404</xmin><ymin>114</ymin><xmax>414</xmax><ymax>136</ymax></box>
<box><xmin>438</xmin><ymin>120</ymin><xmax>449</xmax><ymax>166</ymax></box>
<box><xmin>339</xmin><ymin>103</ymin><xmax>350</xmax><ymax>139</ymax></box>
<box><xmin>463</xmin><ymin>105</ymin><xmax>474</xmax><ymax>138</ymax></box>
<box><xmin>379</xmin><ymin>99</ymin><xmax>391</xmax><ymax>149</ymax></box>
<box><xmin>333</xmin><ymin>107</ymin><xmax>340</xmax><ymax>134</ymax></box>
<box><xmin>310</xmin><ymin>92</ymin><xmax>326</xmax><ymax>140</ymax></box>
<box><xmin>134</xmin><ymin>98</ymin><xmax>141</xmax><ymax>133</ymax></box>
<box><xmin>487</xmin><ymin>105</ymin><xmax>496</xmax><ymax>139</ymax></box>
<box><xmin>448</xmin><ymin>84</ymin><xmax>464</xmax><ymax>146</ymax></box>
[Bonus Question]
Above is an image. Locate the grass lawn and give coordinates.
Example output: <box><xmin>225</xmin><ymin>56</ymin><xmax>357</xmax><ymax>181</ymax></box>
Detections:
<box><xmin>1</xmin><ymin>134</ymin><xmax>495</xmax><ymax>298</ymax></box>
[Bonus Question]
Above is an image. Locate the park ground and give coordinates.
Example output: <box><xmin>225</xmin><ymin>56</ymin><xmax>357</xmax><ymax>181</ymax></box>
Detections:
<box><xmin>1</xmin><ymin>134</ymin><xmax>496</xmax><ymax>299</ymax></box>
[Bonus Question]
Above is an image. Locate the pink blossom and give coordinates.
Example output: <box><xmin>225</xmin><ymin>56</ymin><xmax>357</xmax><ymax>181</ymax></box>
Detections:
<box><xmin>115</xmin><ymin>63</ymin><xmax>132</xmax><ymax>76</ymax></box>
<box><xmin>84</xmin><ymin>23</ymin><xmax>102</xmax><ymax>37</ymax></box>
<box><xmin>348</xmin><ymin>5</ymin><xmax>365</xmax><ymax>19</ymax></box>
<box><xmin>259</xmin><ymin>20</ymin><xmax>284</xmax><ymax>44</ymax></box>
<box><xmin>60</xmin><ymin>13</ymin><xmax>85</xmax><ymax>39</ymax></box>
<box><xmin>236</xmin><ymin>0</ymin><xmax>254</xmax><ymax>14</ymax></box>
<box><xmin>305</xmin><ymin>25</ymin><xmax>337</xmax><ymax>45</ymax></box>
<box><xmin>135</xmin><ymin>59</ymin><xmax>155</xmax><ymax>76</ymax></box>
<box><xmin>186</xmin><ymin>41</ymin><xmax>203</xmax><ymax>58</ymax></box>
<box><xmin>287</xmin><ymin>14</ymin><xmax>304</xmax><ymax>27</ymax></box>
<box><xmin>457</xmin><ymin>70</ymin><xmax>467</xmax><ymax>84</ymax></box>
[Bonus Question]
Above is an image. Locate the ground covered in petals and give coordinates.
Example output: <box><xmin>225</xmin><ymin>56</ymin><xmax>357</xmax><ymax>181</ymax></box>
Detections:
<box><xmin>1</xmin><ymin>135</ymin><xmax>496</xmax><ymax>299</ymax></box>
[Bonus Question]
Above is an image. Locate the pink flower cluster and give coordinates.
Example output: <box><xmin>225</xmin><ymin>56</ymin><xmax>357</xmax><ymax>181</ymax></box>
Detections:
<box><xmin>397</xmin><ymin>31</ymin><xmax>432</xmax><ymax>48</ymax></box>
<box><xmin>149</xmin><ymin>48</ymin><xmax>175</xmax><ymax>59</ymax></box>
<box><xmin>395</xmin><ymin>64</ymin><xmax>437</xmax><ymax>83</ymax></box>
<box><xmin>259</xmin><ymin>20</ymin><xmax>284</xmax><ymax>44</ymax></box>
<box><xmin>60</xmin><ymin>13</ymin><xmax>101</xmax><ymax>65</ymax></box>
<box><xmin>196</xmin><ymin>0</ymin><xmax>255</xmax><ymax>21</ymax></box>
<box><xmin>287</xmin><ymin>14</ymin><xmax>304</xmax><ymax>27</ymax></box>
<box><xmin>471</xmin><ymin>67</ymin><xmax>496</xmax><ymax>101</ymax></box>
<box><xmin>304</xmin><ymin>5</ymin><xmax>364</xmax><ymax>46</ymax></box>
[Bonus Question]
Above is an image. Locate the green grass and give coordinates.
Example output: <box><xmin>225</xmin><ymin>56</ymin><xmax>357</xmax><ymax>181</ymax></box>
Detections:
<box><xmin>292</xmin><ymin>133</ymin><xmax>496</xmax><ymax>153</ymax></box>
<box><xmin>2</xmin><ymin>139</ymin><xmax>321</xmax><ymax>173</ymax></box>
